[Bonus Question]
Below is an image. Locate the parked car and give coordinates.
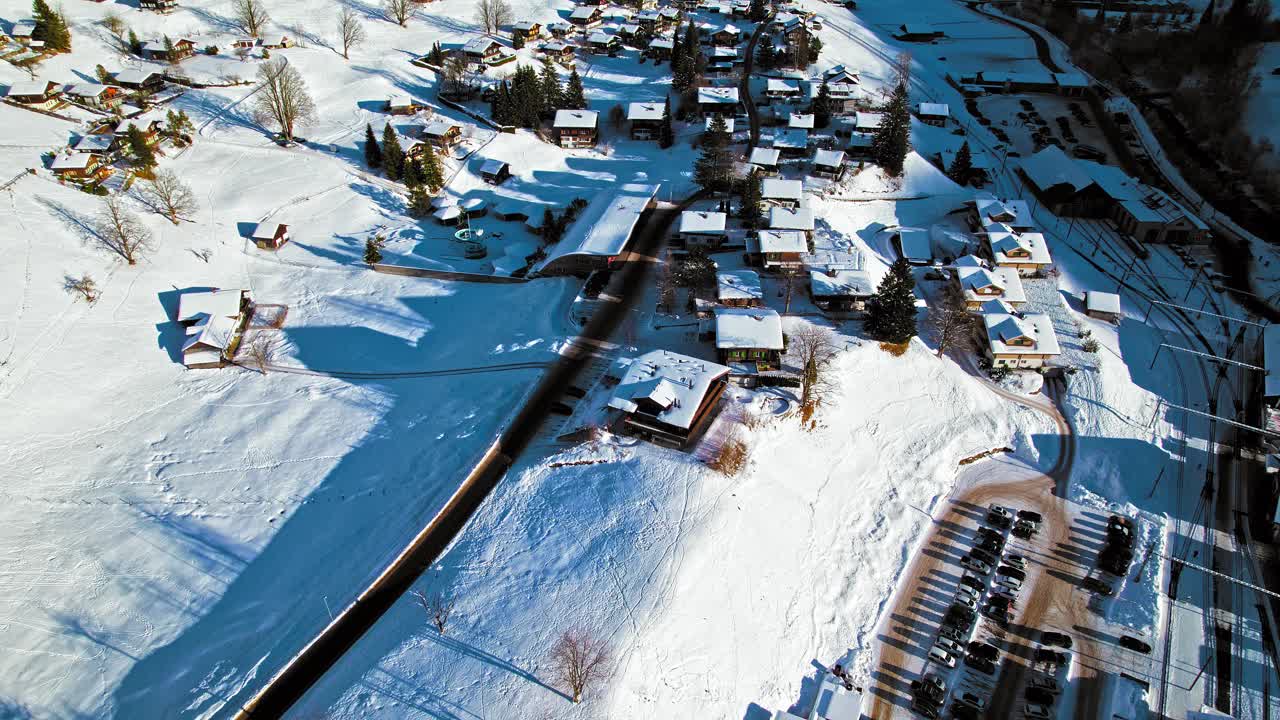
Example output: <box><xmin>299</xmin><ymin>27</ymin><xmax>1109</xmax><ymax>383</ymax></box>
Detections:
<box><xmin>997</xmin><ymin>565</ymin><xmax>1027</xmax><ymax>581</ymax></box>
<box><xmin>956</xmin><ymin>692</ymin><xmax>987</xmax><ymax>711</ymax></box>
<box><xmin>967</xmin><ymin>655</ymin><xmax>996</xmax><ymax>675</ymax></box>
<box><xmin>913</xmin><ymin>674</ymin><xmax>946</xmax><ymax>697</ymax></box>
<box><xmin>952</xmin><ymin>705</ymin><xmax>980</xmax><ymax>720</ymax></box>
<box><xmin>929</xmin><ymin>646</ymin><xmax>956</xmax><ymax>668</ymax></box>
<box><xmin>939</xmin><ymin>625</ymin><xmax>966</xmax><ymax>643</ymax></box>
<box><xmin>1025</xmin><ymin>687</ymin><xmax>1056</xmax><ymax>705</ymax></box>
<box><xmin>1082</xmin><ymin>576</ymin><xmax>1115</xmax><ymax>596</ymax></box>
<box><xmin>1005</xmin><ymin>554</ymin><xmax>1028</xmax><ymax>571</ymax></box>
<box><xmin>1013</xmin><ymin>523</ymin><xmax>1035</xmax><ymax>539</ymax></box>
<box><xmin>1041</xmin><ymin>631</ymin><xmax>1073</xmax><ymax>649</ymax></box>
<box><xmin>1072</xmin><ymin>144</ymin><xmax>1106</xmax><ymax>161</ymax></box>
<box><xmin>960</xmin><ymin>574</ymin><xmax>986</xmax><ymax>592</ymax></box>
<box><xmin>1029</xmin><ymin>675</ymin><xmax>1060</xmax><ymax>694</ymax></box>
<box><xmin>1025</xmin><ymin>703</ymin><xmax>1051</xmax><ymax>719</ymax></box>
<box><xmin>953</xmin><ymin>593</ymin><xmax>977</xmax><ymax>610</ymax></box>
<box><xmin>961</xmin><ymin>556</ymin><xmax>991</xmax><ymax>575</ymax></box>
<box><xmin>995</xmin><ymin>574</ymin><xmax>1023</xmax><ymax>591</ymax></box>
<box><xmin>935</xmin><ymin>637</ymin><xmax>964</xmax><ymax>656</ymax></box>
<box><xmin>1035</xmin><ymin>648</ymin><xmax>1068</xmax><ymax>665</ymax></box>
<box><xmin>1120</xmin><ymin>635</ymin><xmax>1153</xmax><ymax>653</ymax></box>
<box><xmin>988</xmin><ymin>504</ymin><xmax>1012</xmax><ymax>521</ymax></box>
<box><xmin>971</xmin><ymin>548</ymin><xmax>999</xmax><ymax>567</ymax></box>
<box><xmin>911</xmin><ymin>699</ymin><xmax>940</xmax><ymax>718</ymax></box>
<box><xmin>992</xmin><ymin>589</ymin><xmax>1018</xmax><ymax>606</ymax></box>
<box><xmin>968</xmin><ymin>641</ymin><xmax>999</xmax><ymax>661</ymax></box>
<box><xmin>956</xmin><ymin>584</ymin><xmax>980</xmax><ymax>603</ymax></box>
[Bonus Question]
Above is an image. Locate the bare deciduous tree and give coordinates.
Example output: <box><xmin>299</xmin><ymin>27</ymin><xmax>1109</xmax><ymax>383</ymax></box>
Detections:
<box><xmin>234</xmin><ymin>0</ymin><xmax>270</xmax><ymax>37</ymax></box>
<box><xmin>474</xmin><ymin>0</ymin><xmax>512</xmax><ymax>35</ymax></box>
<box><xmin>790</xmin><ymin>324</ymin><xmax>839</xmax><ymax>423</ymax></box>
<box><xmin>242</xmin><ymin>332</ymin><xmax>278</xmax><ymax>374</ymax></box>
<box><xmin>549</xmin><ymin>629</ymin><xmax>609</xmax><ymax>703</ymax></box>
<box><xmin>411</xmin><ymin>590</ymin><xmax>455</xmax><ymax>634</ymax></box>
<box><xmin>64</xmin><ymin>273</ymin><xmax>98</xmax><ymax>302</ymax></box>
<box><xmin>440</xmin><ymin>53</ymin><xmax>471</xmax><ymax>96</ymax></box>
<box><xmin>93</xmin><ymin>195</ymin><xmax>154</xmax><ymax>265</ymax></box>
<box><xmin>101</xmin><ymin>11</ymin><xmax>126</xmax><ymax>39</ymax></box>
<box><xmin>252</xmin><ymin>58</ymin><xmax>317</xmax><ymax>142</ymax></box>
<box><xmin>141</xmin><ymin>169</ymin><xmax>198</xmax><ymax>224</ymax></box>
<box><xmin>336</xmin><ymin>7</ymin><xmax>365</xmax><ymax>59</ymax></box>
<box><xmin>383</xmin><ymin>0</ymin><xmax>415</xmax><ymax>26</ymax></box>
<box><xmin>927</xmin><ymin>290</ymin><xmax>975</xmax><ymax>358</ymax></box>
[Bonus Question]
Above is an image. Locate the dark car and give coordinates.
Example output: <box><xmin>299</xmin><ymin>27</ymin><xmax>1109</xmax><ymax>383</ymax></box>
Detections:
<box><xmin>1100</xmin><ymin>546</ymin><xmax>1134</xmax><ymax>575</ymax></box>
<box><xmin>966</xmin><ymin>655</ymin><xmax>996</xmax><ymax>675</ymax></box>
<box><xmin>1041</xmin><ymin>631</ymin><xmax>1073</xmax><ymax>649</ymax></box>
<box><xmin>1035</xmin><ymin>648</ymin><xmax>1068</xmax><ymax>665</ymax></box>
<box><xmin>1025</xmin><ymin>686</ymin><xmax>1056</xmax><ymax>705</ymax></box>
<box><xmin>1082</xmin><ymin>576</ymin><xmax>1114</xmax><ymax>596</ymax></box>
<box><xmin>1017</xmin><ymin>510</ymin><xmax>1043</xmax><ymax>525</ymax></box>
<box><xmin>971</xmin><ymin>548</ymin><xmax>999</xmax><ymax>566</ymax></box>
<box><xmin>960</xmin><ymin>575</ymin><xmax>985</xmax><ymax>592</ymax></box>
<box><xmin>939</xmin><ymin>625</ymin><xmax>966</xmax><ymax>643</ymax></box>
<box><xmin>951</xmin><ymin>705</ymin><xmax>980</xmax><ymax>720</ymax></box>
<box><xmin>968</xmin><ymin>641</ymin><xmax>999</xmax><ymax>661</ymax></box>
<box><xmin>1120</xmin><ymin>635</ymin><xmax>1153</xmax><ymax>653</ymax></box>
<box><xmin>997</xmin><ymin>565</ymin><xmax>1027</xmax><ymax>581</ymax></box>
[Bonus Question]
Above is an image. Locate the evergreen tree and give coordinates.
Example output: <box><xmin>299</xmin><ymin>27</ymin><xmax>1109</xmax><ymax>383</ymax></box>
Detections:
<box><xmin>808</xmin><ymin>34</ymin><xmax>822</xmax><ymax>63</ymax></box>
<box><xmin>865</xmin><ymin>257</ymin><xmax>918</xmax><ymax>344</ymax></box>
<box><xmin>402</xmin><ymin>155</ymin><xmax>422</xmax><ymax>188</ymax></box>
<box><xmin>419</xmin><ymin>145</ymin><xmax>444</xmax><ymax>191</ymax></box>
<box><xmin>756</xmin><ymin>35</ymin><xmax>776</xmax><ymax>71</ymax></box>
<box><xmin>812</xmin><ymin>79</ymin><xmax>832</xmax><ymax>129</ymax></box>
<box><xmin>563</xmin><ymin>67</ymin><xmax>587</xmax><ymax>110</ymax></box>
<box><xmin>32</xmin><ymin>0</ymin><xmax>71</xmax><ymax>52</ymax></box>
<box><xmin>947</xmin><ymin>142</ymin><xmax>972</xmax><ymax>185</ymax></box>
<box><xmin>512</xmin><ymin>31</ymin><xmax>525</xmax><ymax>49</ymax></box>
<box><xmin>408</xmin><ymin>187</ymin><xmax>433</xmax><ymax>216</ymax></box>
<box><xmin>165</xmin><ymin>109</ymin><xmax>194</xmax><ymax>145</ymax></box>
<box><xmin>128</xmin><ymin>29</ymin><xmax>141</xmax><ymax>55</ymax></box>
<box><xmin>1116</xmin><ymin>11</ymin><xmax>1133</xmax><ymax>31</ymax></box>
<box><xmin>363</xmin><ymin>237</ymin><xmax>384</xmax><ymax>263</ymax></box>
<box><xmin>126</xmin><ymin>125</ymin><xmax>156</xmax><ymax>168</ymax></box>
<box><xmin>658</xmin><ymin>94</ymin><xmax>674</xmax><ymax>149</ymax></box>
<box><xmin>739</xmin><ymin>171</ymin><xmax>763</xmax><ymax>228</ymax></box>
<box><xmin>539</xmin><ymin>56</ymin><xmax>563</xmax><ymax>115</ymax></box>
<box><xmin>363</xmin><ymin>122</ymin><xmax>381</xmax><ymax>168</ymax></box>
<box><xmin>693</xmin><ymin>114</ymin><xmax>734</xmax><ymax>192</ymax></box>
<box><xmin>427</xmin><ymin>41</ymin><xmax>444</xmax><ymax>65</ymax></box>
<box><xmin>381</xmin><ymin>123</ymin><xmax>404</xmax><ymax>181</ymax></box>
<box><xmin>1198</xmin><ymin>0</ymin><xmax>1216</xmax><ymax>27</ymax></box>
<box><xmin>95</xmin><ymin>63</ymin><xmax>112</xmax><ymax>84</ymax></box>
<box><xmin>871</xmin><ymin>82</ymin><xmax>911</xmax><ymax>177</ymax></box>
<box><xmin>749</xmin><ymin>0</ymin><xmax>767</xmax><ymax>22</ymax></box>
<box><xmin>683</xmin><ymin>16</ymin><xmax>699</xmax><ymax>58</ymax></box>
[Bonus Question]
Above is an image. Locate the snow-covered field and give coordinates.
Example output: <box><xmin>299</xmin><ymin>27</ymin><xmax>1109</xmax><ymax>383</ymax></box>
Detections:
<box><xmin>1</xmin><ymin>0</ymin><xmax>1274</xmax><ymax>717</ymax></box>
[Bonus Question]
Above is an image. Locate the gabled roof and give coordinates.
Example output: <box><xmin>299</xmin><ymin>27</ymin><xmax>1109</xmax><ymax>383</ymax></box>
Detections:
<box><xmin>113</xmin><ymin>68</ymin><xmax>162</xmax><ymax>85</ymax></box>
<box><xmin>768</xmin><ymin>206</ymin><xmax>814</xmax><ymax>231</ymax></box>
<box><xmin>983</xmin><ymin>312</ymin><xmax>1060</xmax><ymax>356</ymax></box>
<box><xmin>813</xmin><ymin>149</ymin><xmax>845</xmax><ymax>168</ymax></box>
<box><xmin>697</xmin><ymin>86</ymin><xmax>739</xmax><ymax>104</ymax></box>
<box><xmin>898</xmin><ymin>228</ymin><xmax>931</xmax><ymax>261</ymax></box>
<box><xmin>49</xmin><ymin>153</ymin><xmax>93</xmax><ymax>170</ymax></box>
<box><xmin>479</xmin><ymin>158</ymin><xmax>509</xmax><ymax>175</ymax></box>
<box><xmin>766</xmin><ymin>78</ymin><xmax>801</xmax><ymax>93</ymax></box>
<box><xmin>462</xmin><ymin>36</ymin><xmax>502</xmax><ymax>53</ymax></box>
<box><xmin>679</xmin><ymin>210</ymin><xmax>727</xmax><ymax>234</ymax></box>
<box><xmin>423</xmin><ymin>119</ymin><xmax>462</xmax><ymax>136</ymax></box>
<box><xmin>177</xmin><ymin>289</ymin><xmax>244</xmax><ymax>323</ymax></box>
<box><xmin>854</xmin><ymin>111</ymin><xmax>884</xmax><ymax>129</ymax></box>
<box><xmin>6</xmin><ymin>80</ymin><xmax>56</xmax><ymax>97</ymax></box>
<box><xmin>748</xmin><ymin>146</ymin><xmax>780</xmax><ymax>166</ymax></box>
<box><xmin>66</xmin><ymin>83</ymin><xmax>117</xmax><ymax>99</ymax></box>
<box><xmin>756</xmin><ymin>229</ymin><xmax>807</xmax><ymax>253</ymax></box>
<box><xmin>772</xmin><ymin>128</ymin><xmax>807</xmax><ymax>149</ymax></box>
<box><xmin>761</xmin><ymin>178</ymin><xmax>803</xmax><ymax>201</ymax></box>
<box><xmin>809</xmin><ymin>269</ymin><xmax>873</xmax><ymax>297</ymax></box>
<box><xmin>627</xmin><ymin>101</ymin><xmax>665</xmax><ymax>121</ymax></box>
<box><xmin>513</xmin><ymin>20</ymin><xmax>541</xmax><ymax>31</ymax></box>
<box><xmin>538</xmin><ymin>183</ymin><xmax>660</xmax><ymax>271</ymax></box>
<box><xmin>717</xmin><ymin>270</ymin><xmax>762</xmax><ymax>303</ymax></box>
<box><xmin>554</xmin><ymin>109</ymin><xmax>598</xmax><ymax>129</ymax></box>
<box><xmin>918</xmin><ymin>102</ymin><xmax>949</xmax><ymax>117</ymax></box>
<box><xmin>569</xmin><ymin>6</ymin><xmax>601</xmax><ymax>19</ymax></box>
<box><xmin>183</xmin><ymin>313</ymin><xmax>238</xmax><ymax>354</ymax></box>
<box><xmin>72</xmin><ymin>134</ymin><xmax>115</xmax><ymax>152</ymax></box>
<box><xmin>588</xmin><ymin>30</ymin><xmax>618</xmax><ymax>44</ymax></box>
<box><xmin>251</xmin><ymin>221</ymin><xmax>287</xmax><ymax>240</ymax></box>
<box><xmin>1020</xmin><ymin>145</ymin><xmax>1094</xmax><ymax>194</ymax></box>
<box><xmin>988</xmin><ymin>229</ymin><xmax>1052</xmax><ymax>266</ymax></box>
<box><xmin>1085</xmin><ymin>290</ymin><xmax>1121</xmax><ymax>315</ymax></box>
<box><xmin>715</xmin><ymin>307</ymin><xmax>784</xmax><ymax>350</ymax></box>
<box><xmin>608</xmin><ymin>349</ymin><xmax>730</xmax><ymax>429</ymax></box>
<box><xmin>788</xmin><ymin>113</ymin><xmax>815</xmax><ymax>129</ymax></box>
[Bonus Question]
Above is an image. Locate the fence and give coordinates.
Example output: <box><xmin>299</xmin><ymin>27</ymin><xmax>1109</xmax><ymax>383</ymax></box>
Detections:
<box><xmin>368</xmin><ymin>262</ymin><xmax>529</xmax><ymax>283</ymax></box>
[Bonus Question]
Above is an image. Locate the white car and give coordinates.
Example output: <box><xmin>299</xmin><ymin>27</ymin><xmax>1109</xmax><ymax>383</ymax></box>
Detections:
<box><xmin>929</xmin><ymin>646</ymin><xmax>956</xmax><ymax>668</ymax></box>
<box><xmin>955</xmin><ymin>585</ymin><xmax>980</xmax><ymax>602</ymax></box>
<box><xmin>996</xmin><ymin>574</ymin><xmax>1023</xmax><ymax>591</ymax></box>
<box><xmin>953</xmin><ymin>593</ymin><xmax>977</xmax><ymax>610</ymax></box>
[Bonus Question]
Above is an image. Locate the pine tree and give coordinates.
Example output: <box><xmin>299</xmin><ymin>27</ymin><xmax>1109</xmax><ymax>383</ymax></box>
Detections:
<box><xmin>126</xmin><ymin>125</ymin><xmax>156</xmax><ymax>168</ymax></box>
<box><xmin>512</xmin><ymin>31</ymin><xmax>525</xmax><ymax>50</ymax></box>
<box><xmin>749</xmin><ymin>0</ymin><xmax>767</xmax><ymax>22</ymax></box>
<box><xmin>865</xmin><ymin>257</ymin><xmax>918</xmax><ymax>344</ymax></box>
<box><xmin>363</xmin><ymin>123</ymin><xmax>381</xmax><ymax>168</ymax></box>
<box><xmin>418</xmin><ymin>145</ymin><xmax>444</xmax><ymax>191</ymax></box>
<box><xmin>694</xmin><ymin>114</ymin><xmax>734</xmax><ymax>192</ymax></box>
<box><xmin>492</xmin><ymin>80</ymin><xmax>512</xmax><ymax>125</ymax></box>
<box><xmin>402</xmin><ymin>155</ymin><xmax>422</xmax><ymax>188</ymax></box>
<box><xmin>363</xmin><ymin>237</ymin><xmax>384</xmax><ymax>263</ymax></box>
<box><xmin>813</xmin><ymin>79</ymin><xmax>832</xmax><ymax>129</ymax></box>
<box><xmin>381</xmin><ymin>123</ymin><xmax>404</xmax><ymax>181</ymax></box>
<box><xmin>1116</xmin><ymin>11</ymin><xmax>1133</xmax><ymax>31</ymax></box>
<box><xmin>539</xmin><ymin>56</ymin><xmax>562</xmax><ymax>115</ymax></box>
<box><xmin>32</xmin><ymin>0</ymin><xmax>71</xmax><ymax>52</ymax></box>
<box><xmin>408</xmin><ymin>187</ymin><xmax>433</xmax><ymax>216</ymax></box>
<box><xmin>563</xmin><ymin>67</ymin><xmax>587</xmax><ymax>110</ymax></box>
<box><xmin>509</xmin><ymin>64</ymin><xmax>543</xmax><ymax>127</ymax></box>
<box><xmin>947</xmin><ymin>142</ymin><xmax>972</xmax><ymax>185</ymax></box>
<box><xmin>756</xmin><ymin>36</ymin><xmax>776</xmax><ymax>71</ymax></box>
<box><xmin>659</xmin><ymin>95</ymin><xmax>674</xmax><ymax>149</ymax></box>
<box><xmin>872</xmin><ymin>82</ymin><xmax>911</xmax><ymax>177</ymax></box>
<box><xmin>808</xmin><ymin>35</ymin><xmax>822</xmax><ymax>64</ymax></box>
<box><xmin>739</xmin><ymin>171</ymin><xmax>763</xmax><ymax>228</ymax></box>
<box><xmin>95</xmin><ymin>64</ymin><xmax>111</xmax><ymax>84</ymax></box>
<box><xmin>1198</xmin><ymin>0</ymin><xmax>1216</xmax><ymax>27</ymax></box>
<box><xmin>427</xmin><ymin>41</ymin><xmax>444</xmax><ymax>65</ymax></box>
<box><xmin>128</xmin><ymin>29</ymin><xmax>141</xmax><ymax>55</ymax></box>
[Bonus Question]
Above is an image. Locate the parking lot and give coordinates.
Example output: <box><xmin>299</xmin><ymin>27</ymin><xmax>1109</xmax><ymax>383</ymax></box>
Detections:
<box><xmin>975</xmin><ymin>94</ymin><xmax>1115</xmax><ymax>166</ymax></box>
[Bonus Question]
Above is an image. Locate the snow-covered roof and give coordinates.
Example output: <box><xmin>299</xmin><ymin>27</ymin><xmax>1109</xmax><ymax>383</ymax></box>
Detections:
<box><xmin>479</xmin><ymin>158</ymin><xmax>508</xmax><ymax>175</ymax></box>
<box><xmin>588</xmin><ymin>31</ymin><xmax>618</xmax><ymax>44</ymax></box>
<box><xmin>608</xmin><ymin>349</ymin><xmax>730</xmax><ymax>430</ymax></box>
<box><xmin>544</xmin><ymin>40</ymin><xmax>573</xmax><ymax>53</ymax></box>
<box><xmin>423</xmin><ymin>119</ymin><xmax>462</xmax><ymax>137</ymax></box>
<box><xmin>113</xmin><ymin>68</ymin><xmax>161</xmax><ymax>85</ymax></box>
<box><xmin>809</xmin><ymin>269</ymin><xmax>873</xmax><ymax>297</ymax></box>
<box><xmin>116</xmin><ymin>116</ymin><xmax>159</xmax><ymax>134</ymax></box>
<box><xmin>983</xmin><ymin>312</ymin><xmax>1060</xmax><ymax>357</ymax></box>
<box><xmin>183</xmin><ymin>313</ymin><xmax>238</xmax><ymax>356</ymax></box>
<box><xmin>1085</xmin><ymin>290</ymin><xmax>1121</xmax><ymax>316</ymax></box>
<box><xmin>897</xmin><ymin>228</ymin><xmax>931</xmax><ymax>261</ymax></box>
<box><xmin>749</xmin><ymin>146</ymin><xmax>780</xmax><ymax>167</ymax></box>
<box><xmin>434</xmin><ymin>205</ymin><xmax>462</xmax><ymax>221</ymax></box>
<box><xmin>973</xmin><ymin>194</ymin><xmax>1030</xmax><ymax>225</ymax></box>
<box><xmin>697</xmin><ymin>86</ymin><xmax>739</xmax><ymax>105</ymax></box>
<box><xmin>460</xmin><ymin>197</ymin><xmax>487</xmax><ymax>211</ymax></box>
<box><xmin>854</xmin><ymin>111</ymin><xmax>884</xmax><ymax>130</ymax></box>
<box><xmin>987</xmin><ymin>226</ymin><xmax>1052</xmax><ymax>266</ymax></box>
<box><xmin>773</xmin><ymin>128</ymin><xmax>808</xmax><ymax>150</ymax></box>
<box><xmin>554</xmin><ymin>109</ymin><xmax>598</xmax><ymax>129</ymax></box>
<box><xmin>788</xmin><ymin>113</ymin><xmax>815</xmax><ymax>130</ymax></box>
<box><xmin>918</xmin><ymin>102</ymin><xmax>949</xmax><ymax>118</ymax></box>
<box><xmin>513</xmin><ymin>20</ymin><xmax>540</xmax><ymax>31</ymax></box>
<box><xmin>717</xmin><ymin>270</ymin><xmax>762</xmax><ymax>303</ymax></box>
<box><xmin>462</xmin><ymin>36</ymin><xmax>501</xmax><ymax>54</ymax></box>
<box><xmin>1078</xmin><ymin>161</ymin><xmax>1208</xmax><ymax>231</ymax></box>
<box><xmin>768</xmin><ymin>206</ymin><xmax>814</xmax><ymax>231</ymax></box>
<box><xmin>809</xmin><ymin>674</ymin><xmax>863</xmax><ymax>720</ymax></box>
<box><xmin>49</xmin><ymin>153</ymin><xmax>92</xmax><ymax>170</ymax></box>
<box><xmin>10</xmin><ymin>21</ymin><xmax>34</xmax><ymax>37</ymax></box>
<box><xmin>958</xmin><ymin>262</ymin><xmax>1027</xmax><ymax>304</ymax></box>
<box><xmin>1266</xmin><ymin>324</ymin><xmax>1280</xmax><ymax>398</ymax></box>
<box><xmin>756</xmin><ymin>229</ymin><xmax>807</xmax><ymax>254</ymax></box>
<box><xmin>1054</xmin><ymin>72</ymin><xmax>1090</xmax><ymax>88</ymax></box>
<box><xmin>848</xmin><ymin>131</ymin><xmax>874</xmax><ymax>149</ymax></box>
<box><xmin>628</xmin><ymin>101</ymin><xmax>664</xmax><ymax>121</ymax></box>
<box><xmin>716</xmin><ymin>23</ymin><xmax>741</xmax><ymax>34</ymax></box>
<box><xmin>978</xmin><ymin>297</ymin><xmax>1016</xmax><ymax>315</ymax></box>
<box><xmin>177</xmin><ymin>289</ymin><xmax>244</xmax><ymax>323</ymax></box>
<box><xmin>715</xmin><ymin>307</ymin><xmax>783</xmax><ymax>350</ymax></box>
<box><xmin>251</xmin><ymin>221</ymin><xmax>287</xmax><ymax>240</ymax></box>
<box><xmin>649</xmin><ymin>37</ymin><xmax>675</xmax><ymax>50</ymax></box>
<box><xmin>386</xmin><ymin>93</ymin><xmax>413</xmax><ymax>108</ymax></box>
<box><xmin>72</xmin><ymin>134</ymin><xmax>115</xmax><ymax>152</ymax></box>
<box><xmin>539</xmin><ymin>183</ymin><xmax>661</xmax><ymax>269</ymax></box>
<box><xmin>814</xmin><ymin>149</ymin><xmax>845</xmax><ymax>168</ymax></box>
<box><xmin>761</xmin><ymin>178</ymin><xmax>803</xmax><ymax>201</ymax></box>
<box><xmin>679</xmin><ymin>210</ymin><xmax>727</xmax><ymax>235</ymax></box>
<box><xmin>1020</xmin><ymin>145</ymin><xmax>1094</xmax><ymax>193</ymax></box>
<box><xmin>6</xmin><ymin>80</ymin><xmax>54</xmax><ymax>97</ymax></box>
<box><xmin>66</xmin><ymin>83</ymin><xmax>116</xmax><ymax>99</ymax></box>
<box><xmin>569</xmin><ymin>6</ymin><xmax>600</xmax><ymax>19</ymax></box>
<box><xmin>766</xmin><ymin>78</ymin><xmax>801</xmax><ymax>94</ymax></box>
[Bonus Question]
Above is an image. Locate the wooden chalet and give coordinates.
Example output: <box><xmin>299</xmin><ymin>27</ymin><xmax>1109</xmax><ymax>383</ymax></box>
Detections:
<box><xmin>479</xmin><ymin>158</ymin><xmax>511</xmax><ymax>185</ymax></box>
<box><xmin>568</xmin><ymin>6</ymin><xmax>604</xmax><ymax>27</ymax></box>
<box><xmin>607</xmin><ymin>349</ymin><xmax>731</xmax><ymax>449</ymax></box>
<box><xmin>5</xmin><ymin>80</ymin><xmax>60</xmax><ymax>105</ymax></box>
<box><xmin>421</xmin><ymin>120</ymin><xmax>463</xmax><ymax>149</ymax></box>
<box><xmin>627</xmin><ymin>101</ymin><xmax>665</xmax><ymax>140</ymax></box>
<box><xmin>554</xmin><ymin>109</ymin><xmax>598</xmax><ymax>148</ymax></box>
<box><xmin>65</xmin><ymin>83</ymin><xmax>124</xmax><ymax>109</ymax></box>
<box><xmin>461</xmin><ymin>36</ymin><xmax>504</xmax><ymax>63</ymax></box>
<box><xmin>140</xmin><ymin>37</ymin><xmax>196</xmax><ymax>62</ymax></box>
<box><xmin>139</xmin><ymin>0</ymin><xmax>178</xmax><ymax>11</ymax></box>
<box><xmin>49</xmin><ymin>152</ymin><xmax>110</xmax><ymax>181</ymax></box>
<box><xmin>250</xmin><ymin>222</ymin><xmax>290</xmax><ymax>250</ymax></box>
<box><xmin>511</xmin><ymin>20</ymin><xmax>542</xmax><ymax>41</ymax></box>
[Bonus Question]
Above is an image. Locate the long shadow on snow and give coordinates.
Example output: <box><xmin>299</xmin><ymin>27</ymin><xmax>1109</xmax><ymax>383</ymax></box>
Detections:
<box><xmin>109</xmin><ymin>290</ymin><xmax>559</xmax><ymax>718</ymax></box>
